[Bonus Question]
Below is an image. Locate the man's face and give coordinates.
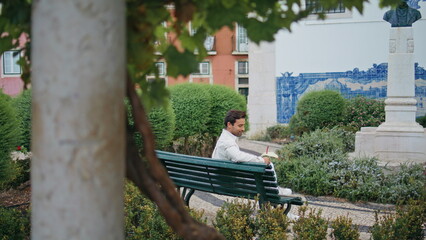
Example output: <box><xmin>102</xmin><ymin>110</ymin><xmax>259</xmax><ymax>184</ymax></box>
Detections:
<box><xmin>227</xmin><ymin>118</ymin><xmax>245</xmax><ymax>137</ymax></box>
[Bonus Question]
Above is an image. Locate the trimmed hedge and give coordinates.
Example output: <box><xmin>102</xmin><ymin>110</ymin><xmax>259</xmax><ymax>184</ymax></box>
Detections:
<box><xmin>0</xmin><ymin>91</ymin><xmax>22</xmax><ymax>186</ymax></box>
<box><xmin>170</xmin><ymin>83</ymin><xmax>211</xmax><ymax>139</ymax></box>
<box><xmin>289</xmin><ymin>90</ymin><xmax>346</xmax><ymax>132</ymax></box>
<box><xmin>206</xmin><ymin>84</ymin><xmax>246</xmax><ymax>137</ymax></box>
<box><xmin>126</xmin><ymin>98</ymin><xmax>175</xmax><ymax>151</ymax></box>
<box><xmin>12</xmin><ymin>89</ymin><xmax>32</xmax><ymax>150</ymax></box>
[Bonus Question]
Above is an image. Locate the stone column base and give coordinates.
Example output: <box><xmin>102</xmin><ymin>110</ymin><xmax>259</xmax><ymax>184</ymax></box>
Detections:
<box><xmin>353</xmin><ymin>127</ymin><xmax>426</xmax><ymax>165</ymax></box>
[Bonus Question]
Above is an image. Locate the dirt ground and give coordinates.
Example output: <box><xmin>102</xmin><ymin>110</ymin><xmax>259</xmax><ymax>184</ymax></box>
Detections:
<box><xmin>0</xmin><ymin>181</ymin><xmax>31</xmax><ymax>211</ymax></box>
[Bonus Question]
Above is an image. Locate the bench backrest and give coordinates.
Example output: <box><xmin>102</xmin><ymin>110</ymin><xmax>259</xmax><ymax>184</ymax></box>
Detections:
<box><xmin>156</xmin><ymin>150</ymin><xmax>281</xmax><ymax>205</ymax></box>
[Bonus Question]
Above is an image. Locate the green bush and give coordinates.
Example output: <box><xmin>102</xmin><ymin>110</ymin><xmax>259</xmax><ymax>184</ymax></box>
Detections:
<box><xmin>12</xmin><ymin>89</ymin><xmax>32</xmax><ymax>150</ymax></box>
<box><xmin>266</xmin><ymin>125</ymin><xmax>292</xmax><ymax>139</ymax></box>
<box><xmin>290</xmin><ymin>90</ymin><xmax>345</xmax><ymax>132</ymax></box>
<box><xmin>170</xmin><ymin>83</ymin><xmax>211</xmax><ymax>143</ymax></box>
<box><xmin>207</xmin><ymin>84</ymin><xmax>246</xmax><ymax>138</ymax></box>
<box><xmin>0</xmin><ymin>91</ymin><xmax>22</xmax><ymax>187</ymax></box>
<box><xmin>0</xmin><ymin>207</ymin><xmax>30</xmax><ymax>239</ymax></box>
<box><xmin>330</xmin><ymin>215</ymin><xmax>360</xmax><ymax>240</ymax></box>
<box><xmin>170</xmin><ymin>83</ymin><xmax>248</xmax><ymax>156</ymax></box>
<box><xmin>214</xmin><ymin>198</ymin><xmax>256</xmax><ymax>240</ymax></box>
<box><xmin>379</xmin><ymin>163</ymin><xmax>426</xmax><ymax>203</ymax></box>
<box><xmin>256</xmin><ymin>203</ymin><xmax>290</xmax><ymax>240</ymax></box>
<box><xmin>342</xmin><ymin>96</ymin><xmax>385</xmax><ymax>132</ymax></box>
<box><xmin>274</xmin><ymin>129</ymin><xmax>425</xmax><ymax>203</ymax></box>
<box><xmin>124</xmin><ymin>182</ymin><xmax>205</xmax><ymax>240</ymax></box>
<box><xmin>289</xmin><ymin>114</ymin><xmax>309</xmax><ymax>136</ymax></box>
<box><xmin>277</xmin><ymin>128</ymin><xmax>346</xmax><ymax>160</ymax></box>
<box><xmin>370</xmin><ymin>200</ymin><xmax>426</xmax><ymax>240</ymax></box>
<box><xmin>416</xmin><ymin>114</ymin><xmax>426</xmax><ymax>127</ymax></box>
<box><xmin>292</xmin><ymin>206</ymin><xmax>328</xmax><ymax>240</ymax></box>
<box><xmin>126</xmin><ymin>98</ymin><xmax>175</xmax><ymax>151</ymax></box>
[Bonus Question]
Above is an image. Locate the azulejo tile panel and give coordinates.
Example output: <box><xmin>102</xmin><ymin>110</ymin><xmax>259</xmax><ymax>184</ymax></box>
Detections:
<box><xmin>276</xmin><ymin>63</ymin><xmax>426</xmax><ymax>123</ymax></box>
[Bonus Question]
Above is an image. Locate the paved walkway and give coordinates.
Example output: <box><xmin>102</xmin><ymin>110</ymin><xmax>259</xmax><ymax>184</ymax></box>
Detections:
<box><xmin>188</xmin><ymin>137</ymin><xmax>397</xmax><ymax>240</ymax></box>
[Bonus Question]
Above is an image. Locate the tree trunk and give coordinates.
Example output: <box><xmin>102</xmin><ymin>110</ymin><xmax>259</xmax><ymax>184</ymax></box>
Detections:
<box><xmin>31</xmin><ymin>0</ymin><xmax>126</xmax><ymax>239</ymax></box>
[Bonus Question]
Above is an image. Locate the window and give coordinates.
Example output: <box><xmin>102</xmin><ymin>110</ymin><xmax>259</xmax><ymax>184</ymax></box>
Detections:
<box><xmin>193</xmin><ymin>62</ymin><xmax>210</xmax><ymax>75</ymax></box>
<box><xmin>238</xmin><ymin>61</ymin><xmax>248</xmax><ymax>75</ymax></box>
<box><xmin>2</xmin><ymin>50</ymin><xmax>21</xmax><ymax>75</ymax></box>
<box><xmin>238</xmin><ymin>87</ymin><xmax>249</xmax><ymax>99</ymax></box>
<box><xmin>238</xmin><ymin>78</ymin><xmax>249</xmax><ymax>85</ymax></box>
<box><xmin>155</xmin><ymin>62</ymin><xmax>165</xmax><ymax>76</ymax></box>
<box><xmin>306</xmin><ymin>0</ymin><xmax>345</xmax><ymax>14</ymax></box>
<box><xmin>236</xmin><ymin>24</ymin><xmax>248</xmax><ymax>52</ymax></box>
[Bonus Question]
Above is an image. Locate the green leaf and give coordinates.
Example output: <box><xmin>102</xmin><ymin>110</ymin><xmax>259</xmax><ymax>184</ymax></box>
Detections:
<box><xmin>164</xmin><ymin>46</ymin><xmax>198</xmax><ymax>77</ymax></box>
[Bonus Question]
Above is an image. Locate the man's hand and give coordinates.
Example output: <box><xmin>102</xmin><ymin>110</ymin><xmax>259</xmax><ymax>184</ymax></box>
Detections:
<box><xmin>262</xmin><ymin>156</ymin><xmax>271</xmax><ymax>165</ymax></box>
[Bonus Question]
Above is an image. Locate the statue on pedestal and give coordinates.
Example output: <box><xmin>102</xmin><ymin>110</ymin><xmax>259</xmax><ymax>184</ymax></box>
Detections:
<box><xmin>383</xmin><ymin>0</ymin><xmax>422</xmax><ymax>27</ymax></box>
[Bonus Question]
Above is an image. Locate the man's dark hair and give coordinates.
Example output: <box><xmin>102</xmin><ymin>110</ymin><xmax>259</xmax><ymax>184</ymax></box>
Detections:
<box><xmin>224</xmin><ymin>110</ymin><xmax>246</xmax><ymax>127</ymax></box>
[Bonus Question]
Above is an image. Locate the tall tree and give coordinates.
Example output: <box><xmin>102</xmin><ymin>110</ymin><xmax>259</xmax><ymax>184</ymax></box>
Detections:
<box><xmin>0</xmin><ymin>0</ymin><xmax>401</xmax><ymax>239</ymax></box>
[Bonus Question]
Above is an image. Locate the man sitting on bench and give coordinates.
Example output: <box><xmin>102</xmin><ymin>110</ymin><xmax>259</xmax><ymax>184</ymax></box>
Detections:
<box><xmin>212</xmin><ymin>110</ymin><xmax>293</xmax><ymax>197</ymax></box>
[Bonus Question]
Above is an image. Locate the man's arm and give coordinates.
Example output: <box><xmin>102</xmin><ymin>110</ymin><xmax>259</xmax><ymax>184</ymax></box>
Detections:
<box><xmin>225</xmin><ymin>145</ymin><xmax>269</xmax><ymax>164</ymax></box>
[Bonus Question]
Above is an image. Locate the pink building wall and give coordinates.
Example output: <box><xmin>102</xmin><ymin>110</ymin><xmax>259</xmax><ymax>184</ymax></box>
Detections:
<box><xmin>0</xmin><ymin>33</ymin><xmax>27</xmax><ymax>96</ymax></box>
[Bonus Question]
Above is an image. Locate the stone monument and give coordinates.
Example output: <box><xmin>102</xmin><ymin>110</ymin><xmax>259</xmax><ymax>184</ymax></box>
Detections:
<box><xmin>353</xmin><ymin>1</ymin><xmax>426</xmax><ymax>164</ymax></box>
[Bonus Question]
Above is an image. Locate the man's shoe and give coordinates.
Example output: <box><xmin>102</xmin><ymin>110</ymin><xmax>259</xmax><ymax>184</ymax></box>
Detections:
<box><xmin>278</xmin><ymin>187</ymin><xmax>293</xmax><ymax>196</ymax></box>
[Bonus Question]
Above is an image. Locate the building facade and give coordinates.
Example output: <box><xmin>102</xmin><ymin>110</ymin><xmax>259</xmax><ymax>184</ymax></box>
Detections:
<box><xmin>248</xmin><ymin>0</ymin><xmax>426</xmax><ymax>136</ymax></box>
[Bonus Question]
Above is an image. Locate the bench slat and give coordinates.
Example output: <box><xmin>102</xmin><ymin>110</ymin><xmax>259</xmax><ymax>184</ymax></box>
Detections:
<box><xmin>156</xmin><ymin>150</ymin><xmax>305</xmax><ymax>213</ymax></box>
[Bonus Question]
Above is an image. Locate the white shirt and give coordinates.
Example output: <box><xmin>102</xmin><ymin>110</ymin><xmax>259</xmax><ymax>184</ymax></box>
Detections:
<box><xmin>212</xmin><ymin>129</ymin><xmax>264</xmax><ymax>163</ymax></box>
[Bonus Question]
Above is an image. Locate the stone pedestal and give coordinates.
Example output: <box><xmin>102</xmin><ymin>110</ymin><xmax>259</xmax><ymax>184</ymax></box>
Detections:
<box><xmin>353</xmin><ymin>27</ymin><xmax>426</xmax><ymax>164</ymax></box>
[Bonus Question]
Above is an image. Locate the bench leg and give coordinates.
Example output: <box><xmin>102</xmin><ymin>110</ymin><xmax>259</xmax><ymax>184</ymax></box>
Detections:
<box><xmin>183</xmin><ymin>188</ymin><xmax>195</xmax><ymax>206</ymax></box>
<box><xmin>178</xmin><ymin>187</ymin><xmax>195</xmax><ymax>206</ymax></box>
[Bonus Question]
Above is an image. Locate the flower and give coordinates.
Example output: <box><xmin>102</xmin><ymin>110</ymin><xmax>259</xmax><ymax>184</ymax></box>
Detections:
<box><xmin>17</xmin><ymin>146</ymin><xmax>22</xmax><ymax>151</ymax></box>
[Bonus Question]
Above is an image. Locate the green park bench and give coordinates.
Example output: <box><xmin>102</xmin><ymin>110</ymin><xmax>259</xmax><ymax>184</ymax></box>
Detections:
<box><xmin>156</xmin><ymin>150</ymin><xmax>304</xmax><ymax>215</ymax></box>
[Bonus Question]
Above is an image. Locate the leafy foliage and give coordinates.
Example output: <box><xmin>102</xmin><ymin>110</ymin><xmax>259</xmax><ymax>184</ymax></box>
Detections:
<box><xmin>126</xmin><ymin>97</ymin><xmax>175</xmax><ymax>151</ymax></box>
<box><xmin>415</xmin><ymin>114</ymin><xmax>426</xmax><ymax>127</ymax></box>
<box><xmin>214</xmin><ymin>198</ymin><xmax>256</xmax><ymax>240</ymax></box>
<box><xmin>292</xmin><ymin>206</ymin><xmax>328</xmax><ymax>240</ymax></box>
<box><xmin>124</xmin><ymin>182</ymin><xmax>206</xmax><ymax>240</ymax></box>
<box><xmin>0</xmin><ymin>92</ymin><xmax>22</xmax><ymax>186</ymax></box>
<box><xmin>0</xmin><ymin>207</ymin><xmax>30</xmax><ymax>240</ymax></box>
<box><xmin>290</xmin><ymin>90</ymin><xmax>346</xmax><ymax>132</ymax></box>
<box><xmin>256</xmin><ymin>203</ymin><xmax>290</xmax><ymax>240</ymax></box>
<box><xmin>207</xmin><ymin>84</ymin><xmax>246</xmax><ymax>138</ymax></box>
<box><xmin>330</xmin><ymin>215</ymin><xmax>360</xmax><ymax>240</ymax></box>
<box><xmin>274</xmin><ymin>129</ymin><xmax>425</xmax><ymax>203</ymax></box>
<box><xmin>370</xmin><ymin>200</ymin><xmax>426</xmax><ymax>240</ymax></box>
<box><xmin>12</xmin><ymin>89</ymin><xmax>32</xmax><ymax>150</ymax></box>
<box><xmin>170</xmin><ymin>83</ymin><xmax>211</xmax><ymax>139</ymax></box>
<box><xmin>342</xmin><ymin>96</ymin><xmax>385</xmax><ymax>132</ymax></box>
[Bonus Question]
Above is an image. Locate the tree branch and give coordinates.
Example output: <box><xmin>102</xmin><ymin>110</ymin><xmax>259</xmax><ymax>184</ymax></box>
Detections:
<box><xmin>125</xmin><ymin>75</ymin><xmax>224</xmax><ymax>240</ymax></box>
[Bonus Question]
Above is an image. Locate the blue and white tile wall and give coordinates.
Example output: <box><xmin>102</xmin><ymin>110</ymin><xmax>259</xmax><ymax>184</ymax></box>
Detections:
<box><xmin>276</xmin><ymin>63</ymin><xmax>426</xmax><ymax>123</ymax></box>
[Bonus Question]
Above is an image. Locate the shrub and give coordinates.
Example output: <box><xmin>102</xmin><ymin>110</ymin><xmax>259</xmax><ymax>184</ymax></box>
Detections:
<box><xmin>170</xmin><ymin>83</ymin><xmax>211</xmax><ymax>139</ymax></box>
<box><xmin>207</xmin><ymin>84</ymin><xmax>246</xmax><ymax>138</ymax></box>
<box><xmin>12</xmin><ymin>89</ymin><xmax>32</xmax><ymax>150</ymax></box>
<box><xmin>292</xmin><ymin>206</ymin><xmax>328</xmax><ymax>240</ymax></box>
<box><xmin>0</xmin><ymin>207</ymin><xmax>30</xmax><ymax>239</ymax></box>
<box><xmin>256</xmin><ymin>203</ymin><xmax>290</xmax><ymax>240</ymax></box>
<box><xmin>416</xmin><ymin>114</ymin><xmax>426</xmax><ymax>127</ymax></box>
<box><xmin>148</xmin><ymin>104</ymin><xmax>176</xmax><ymax>150</ymax></box>
<box><xmin>370</xmin><ymin>200</ymin><xmax>426</xmax><ymax>240</ymax></box>
<box><xmin>266</xmin><ymin>124</ymin><xmax>292</xmax><ymax>139</ymax></box>
<box><xmin>379</xmin><ymin>163</ymin><xmax>426</xmax><ymax>203</ymax></box>
<box><xmin>330</xmin><ymin>215</ymin><xmax>360</xmax><ymax>240</ymax></box>
<box><xmin>277</xmin><ymin>128</ymin><xmax>346</xmax><ymax>160</ymax></box>
<box><xmin>126</xmin><ymin>98</ymin><xmax>175</xmax><ymax>151</ymax></box>
<box><xmin>342</xmin><ymin>96</ymin><xmax>385</xmax><ymax>132</ymax></box>
<box><xmin>124</xmin><ymin>182</ymin><xmax>205</xmax><ymax>240</ymax></box>
<box><xmin>214</xmin><ymin>198</ymin><xmax>256</xmax><ymax>240</ymax></box>
<box><xmin>0</xmin><ymin>92</ymin><xmax>22</xmax><ymax>187</ymax></box>
<box><xmin>290</xmin><ymin>90</ymin><xmax>345</xmax><ymax>132</ymax></box>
